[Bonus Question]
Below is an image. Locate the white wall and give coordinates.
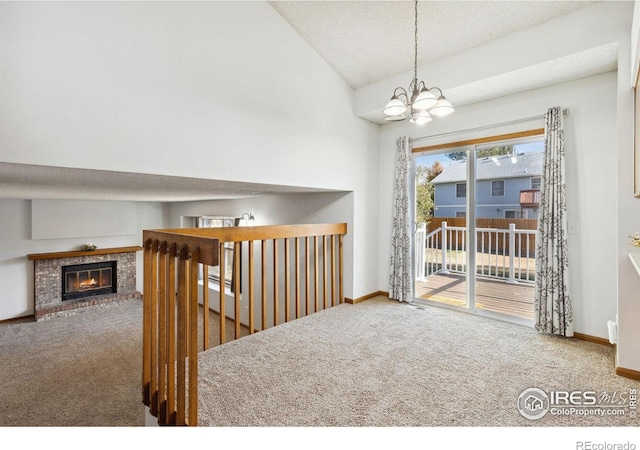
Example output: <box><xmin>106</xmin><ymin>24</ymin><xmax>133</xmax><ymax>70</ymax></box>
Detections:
<box><xmin>379</xmin><ymin>72</ymin><xmax>620</xmax><ymax>340</ymax></box>
<box><xmin>0</xmin><ymin>199</ymin><xmax>168</xmax><ymax>320</ymax></box>
<box><xmin>0</xmin><ymin>1</ymin><xmax>381</xmax><ymax>301</ymax></box>
<box><xmin>31</xmin><ymin>200</ymin><xmax>137</xmax><ymax>240</ymax></box>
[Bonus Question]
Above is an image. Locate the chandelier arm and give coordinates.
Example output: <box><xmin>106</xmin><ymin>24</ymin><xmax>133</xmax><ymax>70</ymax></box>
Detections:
<box><xmin>393</xmin><ymin>87</ymin><xmax>409</xmax><ymax>102</ymax></box>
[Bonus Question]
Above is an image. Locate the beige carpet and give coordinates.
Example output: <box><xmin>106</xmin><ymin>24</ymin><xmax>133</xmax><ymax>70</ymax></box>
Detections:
<box><xmin>2</xmin><ymin>296</ymin><xmax>638</xmax><ymax>428</ymax></box>
<box><xmin>0</xmin><ymin>298</ymin><xmax>240</xmax><ymax>427</ymax></box>
<box><xmin>198</xmin><ymin>296</ymin><xmax>640</xmax><ymax>427</ymax></box>
<box><xmin>0</xmin><ymin>300</ymin><xmax>145</xmax><ymax>427</ymax></box>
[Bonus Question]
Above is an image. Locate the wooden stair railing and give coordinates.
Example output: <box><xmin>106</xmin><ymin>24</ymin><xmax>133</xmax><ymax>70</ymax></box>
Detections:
<box><xmin>142</xmin><ymin>223</ymin><xmax>347</xmax><ymax>426</ymax></box>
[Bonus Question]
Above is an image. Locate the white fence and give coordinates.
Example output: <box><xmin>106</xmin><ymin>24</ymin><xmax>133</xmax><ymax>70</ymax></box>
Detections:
<box><xmin>415</xmin><ymin>221</ymin><xmax>538</xmax><ymax>284</ymax></box>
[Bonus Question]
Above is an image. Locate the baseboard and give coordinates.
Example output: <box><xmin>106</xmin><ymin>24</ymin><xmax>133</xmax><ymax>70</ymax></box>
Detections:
<box><xmin>345</xmin><ymin>291</ymin><xmax>389</xmax><ymax>304</ymax></box>
<box><xmin>615</xmin><ymin>366</ymin><xmax>640</xmax><ymax>381</ymax></box>
<box><xmin>0</xmin><ymin>314</ymin><xmax>35</xmax><ymax>324</ymax></box>
<box><xmin>573</xmin><ymin>332</ymin><xmax>614</xmax><ymax>348</ymax></box>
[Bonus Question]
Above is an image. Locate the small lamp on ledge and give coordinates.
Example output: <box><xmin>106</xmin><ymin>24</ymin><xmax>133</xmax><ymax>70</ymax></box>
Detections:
<box><xmin>239</xmin><ymin>213</ymin><xmax>255</xmax><ymax>227</ymax></box>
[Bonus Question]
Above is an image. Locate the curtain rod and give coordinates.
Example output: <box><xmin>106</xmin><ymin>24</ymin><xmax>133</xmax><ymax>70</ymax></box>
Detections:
<box><xmin>410</xmin><ymin>108</ymin><xmax>569</xmax><ymax>144</ymax></box>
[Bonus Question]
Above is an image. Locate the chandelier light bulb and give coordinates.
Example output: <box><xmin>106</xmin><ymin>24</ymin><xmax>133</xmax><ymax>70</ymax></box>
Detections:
<box><xmin>384</xmin><ymin>96</ymin><xmax>408</xmax><ymax>116</ymax></box>
<box><xmin>429</xmin><ymin>96</ymin><xmax>455</xmax><ymax>117</ymax></box>
<box><xmin>410</xmin><ymin>110</ymin><xmax>432</xmax><ymax>125</ymax></box>
<box><xmin>412</xmin><ymin>88</ymin><xmax>437</xmax><ymax>111</ymax></box>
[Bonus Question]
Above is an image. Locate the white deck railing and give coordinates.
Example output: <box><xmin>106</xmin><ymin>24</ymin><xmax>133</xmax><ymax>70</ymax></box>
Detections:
<box><xmin>415</xmin><ymin>221</ymin><xmax>537</xmax><ymax>284</ymax></box>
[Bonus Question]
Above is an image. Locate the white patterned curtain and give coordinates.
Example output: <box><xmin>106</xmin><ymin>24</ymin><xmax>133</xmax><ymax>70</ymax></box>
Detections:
<box><xmin>534</xmin><ymin>107</ymin><xmax>573</xmax><ymax>337</ymax></box>
<box><xmin>389</xmin><ymin>136</ymin><xmax>414</xmax><ymax>303</ymax></box>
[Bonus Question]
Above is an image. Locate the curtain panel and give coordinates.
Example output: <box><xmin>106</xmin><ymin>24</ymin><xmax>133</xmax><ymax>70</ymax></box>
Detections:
<box><xmin>389</xmin><ymin>136</ymin><xmax>414</xmax><ymax>303</ymax></box>
<box><xmin>534</xmin><ymin>106</ymin><xmax>573</xmax><ymax>337</ymax></box>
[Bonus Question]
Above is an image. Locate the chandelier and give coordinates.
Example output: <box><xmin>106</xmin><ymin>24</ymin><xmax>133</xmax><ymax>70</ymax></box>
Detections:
<box><xmin>383</xmin><ymin>0</ymin><xmax>454</xmax><ymax>124</ymax></box>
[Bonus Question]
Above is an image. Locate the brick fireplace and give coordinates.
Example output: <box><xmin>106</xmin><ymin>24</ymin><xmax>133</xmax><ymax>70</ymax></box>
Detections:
<box><xmin>28</xmin><ymin>246</ymin><xmax>143</xmax><ymax>321</ymax></box>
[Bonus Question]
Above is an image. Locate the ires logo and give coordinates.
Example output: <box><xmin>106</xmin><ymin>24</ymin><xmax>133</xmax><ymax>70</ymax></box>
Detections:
<box><xmin>518</xmin><ymin>388</ymin><xmax>636</xmax><ymax>421</ymax></box>
<box><xmin>550</xmin><ymin>391</ymin><xmax>598</xmax><ymax>406</ymax></box>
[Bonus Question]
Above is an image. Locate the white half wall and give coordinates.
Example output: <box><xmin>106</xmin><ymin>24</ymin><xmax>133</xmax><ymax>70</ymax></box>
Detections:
<box><xmin>379</xmin><ymin>72</ymin><xmax>619</xmax><ymax>340</ymax></box>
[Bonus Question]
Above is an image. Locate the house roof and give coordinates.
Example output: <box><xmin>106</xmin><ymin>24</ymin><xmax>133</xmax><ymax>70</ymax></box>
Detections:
<box><xmin>430</xmin><ymin>152</ymin><xmax>544</xmax><ymax>184</ymax></box>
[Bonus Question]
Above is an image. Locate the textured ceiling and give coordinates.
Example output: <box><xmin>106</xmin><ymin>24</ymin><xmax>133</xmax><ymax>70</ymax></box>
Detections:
<box><xmin>269</xmin><ymin>0</ymin><xmax>598</xmax><ymax>89</ymax></box>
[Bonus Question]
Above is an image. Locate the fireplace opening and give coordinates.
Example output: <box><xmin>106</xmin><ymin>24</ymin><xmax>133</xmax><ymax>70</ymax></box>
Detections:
<box><xmin>61</xmin><ymin>261</ymin><xmax>117</xmax><ymax>301</ymax></box>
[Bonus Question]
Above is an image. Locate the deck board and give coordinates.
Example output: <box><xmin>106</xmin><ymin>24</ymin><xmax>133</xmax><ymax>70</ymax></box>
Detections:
<box><xmin>415</xmin><ymin>273</ymin><xmax>534</xmax><ymax>320</ymax></box>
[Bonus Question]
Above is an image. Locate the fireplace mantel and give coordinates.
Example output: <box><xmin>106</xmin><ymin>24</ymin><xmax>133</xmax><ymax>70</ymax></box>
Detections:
<box><xmin>28</xmin><ymin>246</ymin><xmax>143</xmax><ymax>261</ymax></box>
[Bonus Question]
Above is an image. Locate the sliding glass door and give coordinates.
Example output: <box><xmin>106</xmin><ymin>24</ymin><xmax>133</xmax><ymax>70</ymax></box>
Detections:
<box><xmin>413</xmin><ymin>137</ymin><xmax>542</xmax><ymax>324</ymax></box>
<box><xmin>472</xmin><ymin>139</ymin><xmax>541</xmax><ymax>322</ymax></box>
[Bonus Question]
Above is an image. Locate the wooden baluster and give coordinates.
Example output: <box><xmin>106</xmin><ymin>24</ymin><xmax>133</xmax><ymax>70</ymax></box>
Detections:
<box><xmin>150</xmin><ymin>240</ymin><xmax>159</xmax><ymax>417</ymax></box>
<box><xmin>305</xmin><ymin>237</ymin><xmax>310</xmax><ymax>316</ymax></box>
<box><xmin>284</xmin><ymin>238</ymin><xmax>290</xmax><ymax>322</ymax></box>
<box><xmin>142</xmin><ymin>239</ymin><xmax>152</xmax><ymax>408</ymax></box>
<box><xmin>273</xmin><ymin>239</ymin><xmax>279</xmax><ymax>327</ymax></box>
<box><xmin>314</xmin><ymin>236</ymin><xmax>319</xmax><ymax>313</ymax></box>
<box><xmin>248</xmin><ymin>241</ymin><xmax>255</xmax><ymax>334</ymax></box>
<box><xmin>176</xmin><ymin>245</ymin><xmax>189</xmax><ymax>425</ymax></box>
<box><xmin>188</xmin><ymin>248</ymin><xmax>199</xmax><ymax>426</ymax></box>
<box><xmin>295</xmin><ymin>238</ymin><xmax>300</xmax><ymax>319</ymax></box>
<box><xmin>234</xmin><ymin>242</ymin><xmax>241</xmax><ymax>340</ymax></box>
<box><xmin>331</xmin><ymin>235</ymin><xmax>336</xmax><ymax>307</ymax></box>
<box><xmin>339</xmin><ymin>234</ymin><xmax>344</xmax><ymax>304</ymax></box>
<box><xmin>157</xmin><ymin>242</ymin><xmax>168</xmax><ymax>423</ymax></box>
<box><xmin>323</xmin><ymin>235</ymin><xmax>328</xmax><ymax>310</ymax></box>
<box><xmin>202</xmin><ymin>264</ymin><xmax>209</xmax><ymax>350</ymax></box>
<box><xmin>166</xmin><ymin>244</ymin><xmax>177</xmax><ymax>424</ymax></box>
<box><xmin>261</xmin><ymin>239</ymin><xmax>267</xmax><ymax>330</ymax></box>
<box><xmin>219</xmin><ymin>243</ymin><xmax>226</xmax><ymax>345</ymax></box>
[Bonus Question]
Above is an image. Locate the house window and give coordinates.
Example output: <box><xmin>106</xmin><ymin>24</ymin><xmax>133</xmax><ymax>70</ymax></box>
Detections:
<box><xmin>197</xmin><ymin>216</ymin><xmax>239</xmax><ymax>289</ymax></box>
<box><xmin>504</xmin><ymin>210</ymin><xmax>518</xmax><ymax>219</ymax></box>
<box><xmin>491</xmin><ymin>180</ymin><xmax>505</xmax><ymax>196</ymax></box>
<box><xmin>456</xmin><ymin>183</ymin><xmax>466</xmax><ymax>198</ymax></box>
<box><xmin>531</xmin><ymin>177</ymin><xmax>541</xmax><ymax>190</ymax></box>
<box><xmin>455</xmin><ymin>211</ymin><xmax>466</xmax><ymax>218</ymax></box>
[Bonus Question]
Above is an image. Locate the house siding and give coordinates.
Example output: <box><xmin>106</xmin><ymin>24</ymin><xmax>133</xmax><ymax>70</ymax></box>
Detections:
<box><xmin>434</xmin><ymin>176</ymin><xmax>539</xmax><ymax>219</ymax></box>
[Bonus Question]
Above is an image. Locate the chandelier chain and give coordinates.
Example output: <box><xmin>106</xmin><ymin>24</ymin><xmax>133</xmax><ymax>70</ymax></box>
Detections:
<box><xmin>413</xmin><ymin>0</ymin><xmax>418</xmax><ymax>91</ymax></box>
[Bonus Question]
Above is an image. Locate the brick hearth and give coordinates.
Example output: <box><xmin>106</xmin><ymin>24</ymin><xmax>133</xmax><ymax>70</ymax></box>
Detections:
<box><xmin>28</xmin><ymin>246</ymin><xmax>143</xmax><ymax>321</ymax></box>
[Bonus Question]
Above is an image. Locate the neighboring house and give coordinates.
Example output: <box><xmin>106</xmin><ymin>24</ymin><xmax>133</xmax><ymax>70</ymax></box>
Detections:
<box><xmin>430</xmin><ymin>152</ymin><xmax>543</xmax><ymax>219</ymax></box>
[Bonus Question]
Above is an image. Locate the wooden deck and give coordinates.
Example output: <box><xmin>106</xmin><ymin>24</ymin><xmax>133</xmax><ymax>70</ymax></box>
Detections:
<box><xmin>415</xmin><ymin>273</ymin><xmax>534</xmax><ymax>320</ymax></box>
